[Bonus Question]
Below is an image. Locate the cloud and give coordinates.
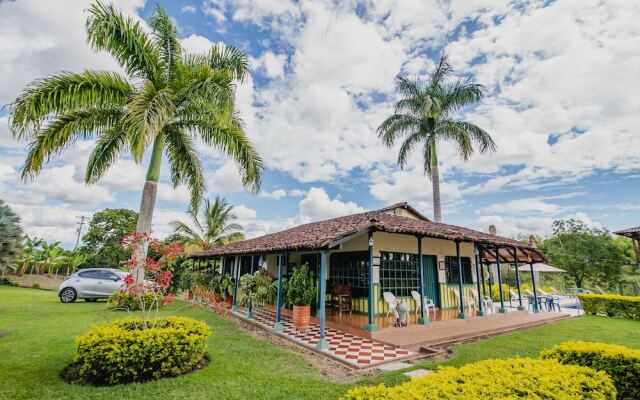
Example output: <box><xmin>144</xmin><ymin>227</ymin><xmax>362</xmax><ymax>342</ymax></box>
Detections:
<box><xmin>181</xmin><ymin>4</ymin><xmax>196</xmax><ymax>14</ymax></box>
<box><xmin>181</xmin><ymin>34</ymin><xmax>216</xmax><ymax>54</ymax></box>
<box><xmin>258</xmin><ymin>189</ymin><xmax>287</xmax><ymax>199</ymax></box>
<box><xmin>24</xmin><ymin>164</ymin><xmax>115</xmax><ymax>205</ymax></box>
<box><xmin>297</xmin><ymin>187</ymin><xmax>365</xmax><ymax>223</ymax></box>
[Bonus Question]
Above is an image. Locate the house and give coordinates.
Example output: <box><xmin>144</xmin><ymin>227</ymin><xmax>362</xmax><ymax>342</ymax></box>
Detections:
<box><xmin>614</xmin><ymin>226</ymin><xmax>640</xmax><ymax>269</ymax></box>
<box><xmin>192</xmin><ymin>202</ymin><xmax>545</xmax><ymax>349</ymax></box>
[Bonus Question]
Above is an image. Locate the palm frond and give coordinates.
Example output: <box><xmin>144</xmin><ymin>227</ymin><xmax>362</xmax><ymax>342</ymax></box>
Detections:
<box><xmin>429</xmin><ymin>52</ymin><xmax>453</xmax><ymax>88</ymax></box>
<box><xmin>397</xmin><ymin>132</ymin><xmax>426</xmax><ymax>169</ymax></box>
<box><xmin>86</xmin><ymin>1</ymin><xmax>160</xmax><ymax>81</ymax></box>
<box><xmin>85</xmin><ymin>124</ymin><xmax>128</xmax><ymax>184</ymax></box>
<box><xmin>442</xmin><ymin>120</ymin><xmax>497</xmax><ymax>154</ymax></box>
<box><xmin>9</xmin><ymin>71</ymin><xmax>132</xmax><ymax>139</ymax></box>
<box><xmin>441</xmin><ymin>78</ymin><xmax>487</xmax><ymax>113</ymax></box>
<box><xmin>176</xmin><ymin>113</ymin><xmax>262</xmax><ymax>193</ymax></box>
<box><xmin>422</xmin><ymin>138</ymin><xmax>437</xmax><ymax>177</ymax></box>
<box><xmin>395</xmin><ymin>75</ymin><xmax>421</xmax><ymax>99</ymax></box>
<box><xmin>150</xmin><ymin>4</ymin><xmax>182</xmax><ymax>84</ymax></box>
<box><xmin>175</xmin><ymin>67</ymin><xmax>234</xmax><ymax>110</ymax></box>
<box><xmin>164</xmin><ymin>126</ymin><xmax>205</xmax><ymax>211</ymax></box>
<box><xmin>208</xmin><ymin>44</ymin><xmax>250</xmax><ymax>82</ymax></box>
<box><xmin>21</xmin><ymin>107</ymin><xmax>123</xmax><ymax>180</ymax></box>
<box><xmin>170</xmin><ymin>220</ymin><xmax>202</xmax><ymax>243</ymax></box>
<box><xmin>376</xmin><ymin>114</ymin><xmax>421</xmax><ymax>146</ymax></box>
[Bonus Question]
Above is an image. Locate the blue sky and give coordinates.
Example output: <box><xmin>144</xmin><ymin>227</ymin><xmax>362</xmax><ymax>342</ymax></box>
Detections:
<box><xmin>1</xmin><ymin>0</ymin><xmax>638</xmax><ymax>247</ymax></box>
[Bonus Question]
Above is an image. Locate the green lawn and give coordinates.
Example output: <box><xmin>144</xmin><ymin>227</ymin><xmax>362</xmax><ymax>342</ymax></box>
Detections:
<box><xmin>1</xmin><ymin>287</ymin><xmax>639</xmax><ymax>399</ymax></box>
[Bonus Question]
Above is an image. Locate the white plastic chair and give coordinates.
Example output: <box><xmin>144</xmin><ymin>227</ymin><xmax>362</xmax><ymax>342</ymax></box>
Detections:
<box><xmin>509</xmin><ymin>289</ymin><xmax>520</xmax><ymax>306</ymax></box>
<box><xmin>411</xmin><ymin>290</ymin><xmax>435</xmax><ymax>316</ymax></box>
<box><xmin>473</xmin><ymin>288</ymin><xmax>493</xmax><ymax>313</ymax></box>
<box><xmin>383</xmin><ymin>292</ymin><xmax>398</xmax><ymax>317</ymax></box>
<box><xmin>452</xmin><ymin>289</ymin><xmax>475</xmax><ymax>310</ymax></box>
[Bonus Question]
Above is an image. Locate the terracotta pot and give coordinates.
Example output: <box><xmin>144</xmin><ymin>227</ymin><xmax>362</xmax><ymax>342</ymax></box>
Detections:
<box><xmin>187</xmin><ymin>290</ymin><xmax>194</xmax><ymax>300</ymax></box>
<box><xmin>292</xmin><ymin>305</ymin><xmax>311</xmax><ymax>330</ymax></box>
<box><xmin>224</xmin><ymin>294</ymin><xmax>233</xmax><ymax>309</ymax></box>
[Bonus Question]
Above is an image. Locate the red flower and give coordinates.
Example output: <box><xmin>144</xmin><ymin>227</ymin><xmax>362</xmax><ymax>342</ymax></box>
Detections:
<box><xmin>160</xmin><ymin>294</ymin><xmax>175</xmax><ymax>306</ymax></box>
<box><xmin>143</xmin><ymin>258</ymin><xmax>161</xmax><ymax>273</ymax></box>
<box><xmin>156</xmin><ymin>271</ymin><xmax>173</xmax><ymax>289</ymax></box>
<box><xmin>123</xmin><ymin>274</ymin><xmax>135</xmax><ymax>285</ymax></box>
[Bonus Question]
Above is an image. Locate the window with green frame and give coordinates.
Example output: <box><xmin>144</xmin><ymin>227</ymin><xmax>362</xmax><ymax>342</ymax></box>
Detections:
<box><xmin>328</xmin><ymin>251</ymin><xmax>368</xmax><ymax>297</ymax></box>
<box><xmin>445</xmin><ymin>256</ymin><xmax>473</xmax><ymax>284</ymax></box>
<box><xmin>379</xmin><ymin>252</ymin><xmax>420</xmax><ymax>298</ymax></box>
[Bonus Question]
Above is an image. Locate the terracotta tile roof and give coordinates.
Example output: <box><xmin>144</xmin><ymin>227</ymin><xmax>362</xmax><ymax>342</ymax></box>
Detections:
<box><xmin>614</xmin><ymin>226</ymin><xmax>640</xmax><ymax>238</ymax></box>
<box><xmin>192</xmin><ymin>203</ymin><xmax>544</xmax><ymax>261</ymax></box>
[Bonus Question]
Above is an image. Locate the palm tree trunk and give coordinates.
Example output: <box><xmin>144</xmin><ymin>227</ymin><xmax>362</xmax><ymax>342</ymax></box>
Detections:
<box><xmin>430</xmin><ymin>142</ymin><xmax>442</xmax><ymax>222</ymax></box>
<box><xmin>133</xmin><ymin>134</ymin><xmax>164</xmax><ymax>282</ymax></box>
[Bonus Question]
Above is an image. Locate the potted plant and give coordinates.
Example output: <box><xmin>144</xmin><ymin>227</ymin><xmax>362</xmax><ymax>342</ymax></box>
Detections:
<box><xmin>286</xmin><ymin>264</ymin><xmax>315</xmax><ymax>330</ymax></box>
<box><xmin>219</xmin><ymin>273</ymin><xmax>234</xmax><ymax>308</ymax></box>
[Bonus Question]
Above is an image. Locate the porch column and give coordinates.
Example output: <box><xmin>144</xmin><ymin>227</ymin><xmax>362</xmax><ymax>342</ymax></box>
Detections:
<box><xmin>529</xmin><ymin>260</ymin><xmax>540</xmax><ymax>313</ymax></box>
<box><xmin>513</xmin><ymin>248</ymin><xmax>525</xmax><ymax>311</ymax></box>
<box><xmin>232</xmin><ymin>256</ymin><xmax>240</xmax><ymax>312</ymax></box>
<box><xmin>317</xmin><ymin>249</ymin><xmax>329</xmax><ymax>350</ymax></box>
<box><xmin>248</xmin><ymin>254</ymin><xmax>255</xmax><ymax>319</ymax></box>
<box><xmin>364</xmin><ymin>230</ymin><xmax>378</xmax><ymax>332</ymax></box>
<box><xmin>417</xmin><ymin>236</ymin><xmax>428</xmax><ymax>325</ymax></box>
<box><xmin>455</xmin><ymin>240</ymin><xmax>467</xmax><ymax>319</ymax></box>
<box><xmin>274</xmin><ymin>254</ymin><xmax>284</xmax><ymax>331</ymax></box>
<box><xmin>474</xmin><ymin>243</ymin><xmax>486</xmax><ymax>316</ymax></box>
<box><xmin>495</xmin><ymin>247</ymin><xmax>507</xmax><ymax>313</ymax></box>
<box><xmin>250</xmin><ymin>254</ymin><xmax>255</xmax><ymax>274</ymax></box>
<box><xmin>480</xmin><ymin>256</ymin><xmax>487</xmax><ymax>298</ymax></box>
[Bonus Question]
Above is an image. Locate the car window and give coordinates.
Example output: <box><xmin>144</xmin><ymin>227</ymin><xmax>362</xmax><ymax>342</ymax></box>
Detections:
<box><xmin>78</xmin><ymin>270</ymin><xmax>100</xmax><ymax>279</ymax></box>
<box><xmin>100</xmin><ymin>271</ymin><xmax>120</xmax><ymax>281</ymax></box>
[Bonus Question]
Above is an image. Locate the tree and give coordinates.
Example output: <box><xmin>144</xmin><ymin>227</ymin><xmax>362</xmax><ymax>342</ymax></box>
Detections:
<box><xmin>80</xmin><ymin>208</ymin><xmax>138</xmax><ymax>269</ymax></box>
<box><xmin>377</xmin><ymin>53</ymin><xmax>496</xmax><ymax>222</ymax></box>
<box><xmin>170</xmin><ymin>196</ymin><xmax>244</xmax><ymax>253</ymax></box>
<box><xmin>0</xmin><ymin>200</ymin><xmax>23</xmax><ymax>274</ymax></box>
<box><xmin>40</xmin><ymin>241</ymin><xmax>65</xmax><ymax>276</ymax></box>
<box><xmin>9</xmin><ymin>2</ymin><xmax>262</xmax><ymax>281</ymax></box>
<box><xmin>539</xmin><ymin>219</ymin><xmax>627</xmax><ymax>289</ymax></box>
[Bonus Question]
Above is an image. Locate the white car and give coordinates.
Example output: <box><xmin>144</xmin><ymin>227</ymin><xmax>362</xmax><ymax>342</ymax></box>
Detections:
<box><xmin>58</xmin><ymin>268</ymin><xmax>129</xmax><ymax>303</ymax></box>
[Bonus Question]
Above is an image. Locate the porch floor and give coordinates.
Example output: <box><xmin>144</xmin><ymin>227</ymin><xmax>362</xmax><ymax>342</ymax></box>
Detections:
<box><xmin>234</xmin><ymin>307</ymin><xmax>416</xmax><ymax>369</ymax></box>
<box><xmin>326</xmin><ymin>306</ymin><xmax>574</xmax><ymax>351</ymax></box>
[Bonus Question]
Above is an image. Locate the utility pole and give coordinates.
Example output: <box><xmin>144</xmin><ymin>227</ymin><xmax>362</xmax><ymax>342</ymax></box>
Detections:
<box><xmin>74</xmin><ymin>216</ymin><xmax>87</xmax><ymax>250</ymax></box>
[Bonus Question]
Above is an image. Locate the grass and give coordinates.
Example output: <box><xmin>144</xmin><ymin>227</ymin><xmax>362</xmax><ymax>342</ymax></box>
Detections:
<box><xmin>1</xmin><ymin>286</ymin><xmax>639</xmax><ymax>399</ymax></box>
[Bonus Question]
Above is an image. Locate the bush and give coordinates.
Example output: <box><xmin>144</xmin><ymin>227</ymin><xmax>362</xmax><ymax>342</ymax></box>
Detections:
<box><xmin>541</xmin><ymin>341</ymin><xmax>640</xmax><ymax>400</ymax></box>
<box><xmin>74</xmin><ymin>316</ymin><xmax>211</xmax><ymax>385</ymax></box>
<box><xmin>286</xmin><ymin>264</ymin><xmax>315</xmax><ymax>306</ymax></box>
<box><xmin>0</xmin><ymin>276</ymin><xmax>19</xmax><ymax>286</ymax></box>
<box><xmin>107</xmin><ymin>291</ymin><xmax>162</xmax><ymax>311</ymax></box>
<box><xmin>341</xmin><ymin>358</ymin><xmax>615</xmax><ymax>400</ymax></box>
<box><xmin>578</xmin><ymin>294</ymin><xmax>640</xmax><ymax>319</ymax></box>
<box><xmin>31</xmin><ymin>282</ymin><xmax>41</xmax><ymax>289</ymax></box>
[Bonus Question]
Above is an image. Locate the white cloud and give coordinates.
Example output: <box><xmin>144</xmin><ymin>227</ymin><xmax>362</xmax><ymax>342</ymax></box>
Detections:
<box><xmin>258</xmin><ymin>189</ymin><xmax>287</xmax><ymax>199</ymax></box>
<box><xmin>296</xmin><ymin>187</ymin><xmax>365</xmax><ymax>223</ymax></box>
<box><xmin>251</xmin><ymin>51</ymin><xmax>287</xmax><ymax>79</ymax></box>
<box><xmin>484</xmin><ymin>198</ymin><xmax>562</xmax><ymax>215</ymax></box>
<box><xmin>181</xmin><ymin>34</ymin><xmax>216</xmax><ymax>54</ymax></box>
<box><xmin>181</xmin><ymin>4</ymin><xmax>196</xmax><ymax>14</ymax></box>
<box><xmin>205</xmin><ymin>161</ymin><xmax>247</xmax><ymax>193</ymax></box>
<box><xmin>288</xmin><ymin>189</ymin><xmax>306</xmax><ymax>197</ymax></box>
<box><xmin>24</xmin><ymin>164</ymin><xmax>115</xmax><ymax>205</ymax></box>
<box><xmin>234</xmin><ymin>204</ymin><xmax>258</xmax><ymax>219</ymax></box>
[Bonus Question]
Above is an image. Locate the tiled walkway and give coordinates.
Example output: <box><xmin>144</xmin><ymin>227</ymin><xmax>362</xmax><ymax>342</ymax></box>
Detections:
<box><xmin>235</xmin><ymin>307</ymin><xmax>415</xmax><ymax>368</ymax></box>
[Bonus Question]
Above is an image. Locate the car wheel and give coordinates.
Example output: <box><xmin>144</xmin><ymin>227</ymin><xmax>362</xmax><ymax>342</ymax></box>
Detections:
<box><xmin>59</xmin><ymin>288</ymin><xmax>77</xmax><ymax>303</ymax></box>
<box><xmin>84</xmin><ymin>298</ymin><xmax>98</xmax><ymax>302</ymax></box>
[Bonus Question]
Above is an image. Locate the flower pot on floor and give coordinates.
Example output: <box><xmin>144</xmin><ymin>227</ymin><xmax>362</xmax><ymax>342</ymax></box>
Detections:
<box><xmin>224</xmin><ymin>294</ymin><xmax>233</xmax><ymax>309</ymax></box>
<box><xmin>292</xmin><ymin>305</ymin><xmax>311</xmax><ymax>330</ymax></box>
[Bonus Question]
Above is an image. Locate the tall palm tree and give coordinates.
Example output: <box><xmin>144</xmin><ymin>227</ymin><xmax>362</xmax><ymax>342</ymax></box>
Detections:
<box><xmin>378</xmin><ymin>54</ymin><xmax>496</xmax><ymax>222</ymax></box>
<box><xmin>171</xmin><ymin>196</ymin><xmax>244</xmax><ymax>253</ymax></box>
<box><xmin>9</xmin><ymin>2</ymin><xmax>262</xmax><ymax>280</ymax></box>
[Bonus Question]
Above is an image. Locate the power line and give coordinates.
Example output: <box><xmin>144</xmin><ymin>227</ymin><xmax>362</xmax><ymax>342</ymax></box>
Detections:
<box><xmin>74</xmin><ymin>216</ymin><xmax>87</xmax><ymax>250</ymax></box>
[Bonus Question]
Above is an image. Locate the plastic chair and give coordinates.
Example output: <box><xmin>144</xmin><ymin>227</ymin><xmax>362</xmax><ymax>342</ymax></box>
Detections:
<box><xmin>473</xmin><ymin>288</ymin><xmax>493</xmax><ymax>313</ymax></box>
<box><xmin>452</xmin><ymin>289</ymin><xmax>475</xmax><ymax>310</ymax></box>
<box><xmin>411</xmin><ymin>290</ymin><xmax>435</xmax><ymax>316</ymax></box>
<box><xmin>383</xmin><ymin>292</ymin><xmax>398</xmax><ymax>317</ymax></box>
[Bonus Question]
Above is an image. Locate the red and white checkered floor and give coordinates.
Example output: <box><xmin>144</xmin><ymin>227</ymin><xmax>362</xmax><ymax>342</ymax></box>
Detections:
<box><xmin>235</xmin><ymin>307</ymin><xmax>415</xmax><ymax>368</ymax></box>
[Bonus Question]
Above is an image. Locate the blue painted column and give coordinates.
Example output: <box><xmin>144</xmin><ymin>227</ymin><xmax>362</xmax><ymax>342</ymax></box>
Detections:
<box><xmin>529</xmin><ymin>261</ymin><xmax>540</xmax><ymax>313</ymax></box>
<box><xmin>495</xmin><ymin>247</ymin><xmax>508</xmax><ymax>313</ymax></box>
<box><xmin>513</xmin><ymin>248</ymin><xmax>525</xmax><ymax>311</ymax></box>
<box><xmin>417</xmin><ymin>236</ymin><xmax>428</xmax><ymax>324</ymax></box>
<box><xmin>474</xmin><ymin>243</ymin><xmax>486</xmax><ymax>316</ymax></box>
<box><xmin>247</xmin><ymin>254</ymin><xmax>255</xmax><ymax>319</ymax></box>
<box><xmin>231</xmin><ymin>256</ymin><xmax>239</xmax><ymax>312</ymax></box>
<box><xmin>456</xmin><ymin>240</ymin><xmax>467</xmax><ymax>319</ymax></box>
<box><xmin>364</xmin><ymin>230</ymin><xmax>378</xmax><ymax>332</ymax></box>
<box><xmin>316</xmin><ymin>249</ymin><xmax>329</xmax><ymax>350</ymax></box>
<box><xmin>274</xmin><ymin>254</ymin><xmax>284</xmax><ymax>331</ymax></box>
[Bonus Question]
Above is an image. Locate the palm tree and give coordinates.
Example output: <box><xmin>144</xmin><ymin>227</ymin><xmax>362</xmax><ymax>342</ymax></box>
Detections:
<box><xmin>377</xmin><ymin>53</ymin><xmax>496</xmax><ymax>222</ymax></box>
<box><xmin>171</xmin><ymin>196</ymin><xmax>244</xmax><ymax>253</ymax></box>
<box><xmin>9</xmin><ymin>2</ymin><xmax>262</xmax><ymax>280</ymax></box>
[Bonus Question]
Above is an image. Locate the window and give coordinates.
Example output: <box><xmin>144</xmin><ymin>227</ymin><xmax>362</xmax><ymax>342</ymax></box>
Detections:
<box><xmin>329</xmin><ymin>251</ymin><xmax>368</xmax><ymax>297</ymax></box>
<box><xmin>379</xmin><ymin>252</ymin><xmax>420</xmax><ymax>298</ymax></box>
<box><xmin>99</xmin><ymin>271</ymin><xmax>120</xmax><ymax>281</ymax></box>
<box><xmin>78</xmin><ymin>270</ymin><xmax>100</xmax><ymax>279</ymax></box>
<box><xmin>445</xmin><ymin>256</ymin><xmax>473</xmax><ymax>284</ymax></box>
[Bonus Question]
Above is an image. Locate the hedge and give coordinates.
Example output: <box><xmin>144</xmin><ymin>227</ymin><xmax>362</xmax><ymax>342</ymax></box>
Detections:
<box><xmin>578</xmin><ymin>294</ymin><xmax>640</xmax><ymax>319</ymax></box>
<box><xmin>341</xmin><ymin>358</ymin><xmax>615</xmax><ymax>400</ymax></box>
<box><xmin>75</xmin><ymin>316</ymin><xmax>211</xmax><ymax>385</ymax></box>
<box><xmin>107</xmin><ymin>291</ymin><xmax>162</xmax><ymax>311</ymax></box>
<box><xmin>0</xmin><ymin>276</ymin><xmax>19</xmax><ymax>286</ymax></box>
<box><xmin>542</xmin><ymin>341</ymin><xmax>640</xmax><ymax>400</ymax></box>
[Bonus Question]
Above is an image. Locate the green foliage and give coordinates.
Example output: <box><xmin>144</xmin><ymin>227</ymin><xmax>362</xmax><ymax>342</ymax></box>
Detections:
<box><xmin>31</xmin><ymin>283</ymin><xmax>41</xmax><ymax>289</ymax></box>
<box><xmin>0</xmin><ymin>200</ymin><xmax>23</xmax><ymax>273</ymax></box>
<box><xmin>541</xmin><ymin>341</ymin><xmax>640</xmax><ymax>400</ymax></box>
<box><xmin>107</xmin><ymin>291</ymin><xmax>161</xmax><ymax>311</ymax></box>
<box><xmin>342</xmin><ymin>358</ymin><xmax>615</xmax><ymax>400</ymax></box>
<box><xmin>171</xmin><ymin>197</ymin><xmax>244</xmax><ymax>253</ymax></box>
<box><xmin>80</xmin><ymin>208</ymin><xmax>138</xmax><ymax>269</ymax></box>
<box><xmin>10</xmin><ymin>1</ymin><xmax>262</xmax><ymax>214</ymax></box>
<box><xmin>286</xmin><ymin>264</ymin><xmax>315</xmax><ymax>306</ymax></box>
<box><xmin>74</xmin><ymin>316</ymin><xmax>211</xmax><ymax>385</ymax></box>
<box><xmin>578</xmin><ymin>294</ymin><xmax>640</xmax><ymax>320</ymax></box>
<box><xmin>0</xmin><ymin>276</ymin><xmax>19</xmax><ymax>286</ymax></box>
<box><xmin>539</xmin><ymin>219</ymin><xmax>627</xmax><ymax>289</ymax></box>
